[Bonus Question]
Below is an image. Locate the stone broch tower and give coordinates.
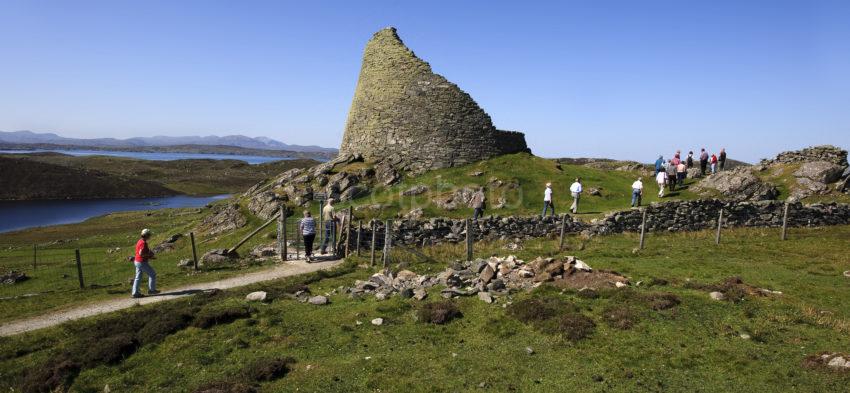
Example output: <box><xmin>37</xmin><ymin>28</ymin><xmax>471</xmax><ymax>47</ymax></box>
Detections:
<box><xmin>339</xmin><ymin>27</ymin><xmax>529</xmax><ymax>172</ymax></box>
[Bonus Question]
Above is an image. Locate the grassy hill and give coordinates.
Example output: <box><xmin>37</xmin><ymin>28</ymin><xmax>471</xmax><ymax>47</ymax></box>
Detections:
<box><xmin>0</xmin><ymin>153</ymin><xmax>319</xmax><ymax>199</ymax></box>
<box><xmin>326</xmin><ymin>153</ymin><xmax>703</xmax><ymax>221</ymax></box>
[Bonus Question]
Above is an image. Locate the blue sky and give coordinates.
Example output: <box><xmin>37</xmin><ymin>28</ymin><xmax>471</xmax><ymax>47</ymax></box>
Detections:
<box><xmin>1</xmin><ymin>0</ymin><xmax>848</xmax><ymax>162</ymax></box>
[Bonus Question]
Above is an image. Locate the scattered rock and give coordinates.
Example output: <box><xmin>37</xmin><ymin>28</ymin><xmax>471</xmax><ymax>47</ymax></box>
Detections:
<box><xmin>469</xmin><ymin>171</ymin><xmax>484</xmax><ymax>177</ymax></box>
<box><xmin>177</xmin><ymin>259</ymin><xmax>194</xmax><ymax>268</ymax></box>
<box><xmin>478</xmin><ymin>291</ymin><xmax>494</xmax><ymax>304</ymax></box>
<box><xmin>371</xmin><ymin>318</ymin><xmax>384</xmax><ymax>326</ymax></box>
<box><xmin>308</xmin><ymin>295</ymin><xmax>329</xmax><ymax>305</ymax></box>
<box><xmin>0</xmin><ymin>270</ymin><xmax>29</xmax><ymax>285</ymax></box>
<box><xmin>402</xmin><ymin>185</ymin><xmax>429</xmax><ymax>196</ymax></box>
<box><xmin>200</xmin><ymin>249</ymin><xmax>239</xmax><ymax>267</ymax></box>
<box><xmin>413</xmin><ymin>288</ymin><xmax>428</xmax><ymax>301</ymax></box>
<box><xmin>709</xmin><ymin>291</ymin><xmax>726</xmax><ymax>301</ymax></box>
<box><xmin>246</xmin><ymin>291</ymin><xmax>268</xmax><ymax>302</ymax></box>
<box><xmin>844</xmin><ymin>270</ymin><xmax>850</xmax><ymax>278</ymax></box>
<box><xmin>525</xmin><ymin>347</ymin><xmax>534</xmax><ymax>355</ymax></box>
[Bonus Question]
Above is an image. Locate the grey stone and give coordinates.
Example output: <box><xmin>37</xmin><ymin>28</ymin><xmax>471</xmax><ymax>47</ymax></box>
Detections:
<box><xmin>478</xmin><ymin>291</ymin><xmax>494</xmax><ymax>304</ymax></box>
<box><xmin>246</xmin><ymin>291</ymin><xmax>268</xmax><ymax>302</ymax></box>
<box><xmin>199</xmin><ymin>204</ymin><xmax>247</xmax><ymax>235</ymax></box>
<box><xmin>709</xmin><ymin>291</ymin><xmax>725</xmax><ymax>301</ymax></box>
<box><xmin>371</xmin><ymin>318</ymin><xmax>384</xmax><ymax>326</ymax></box>
<box><xmin>402</xmin><ymin>185</ymin><xmax>429</xmax><ymax>196</ymax></box>
<box><xmin>794</xmin><ymin>161</ymin><xmax>845</xmax><ymax>184</ymax></box>
<box><xmin>399</xmin><ymin>288</ymin><xmax>414</xmax><ymax>298</ymax></box>
<box><xmin>413</xmin><ymin>288</ymin><xmax>428</xmax><ymax>300</ymax></box>
<box><xmin>308</xmin><ymin>295</ymin><xmax>329</xmax><ymax>305</ymax></box>
<box><xmin>479</xmin><ymin>265</ymin><xmax>496</xmax><ymax>284</ymax></box>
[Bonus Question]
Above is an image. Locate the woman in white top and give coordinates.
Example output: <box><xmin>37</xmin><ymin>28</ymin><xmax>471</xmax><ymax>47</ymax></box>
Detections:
<box><xmin>542</xmin><ymin>182</ymin><xmax>555</xmax><ymax>217</ymax></box>
<box><xmin>656</xmin><ymin>171</ymin><xmax>667</xmax><ymax>197</ymax></box>
<box><xmin>569</xmin><ymin>178</ymin><xmax>582</xmax><ymax>214</ymax></box>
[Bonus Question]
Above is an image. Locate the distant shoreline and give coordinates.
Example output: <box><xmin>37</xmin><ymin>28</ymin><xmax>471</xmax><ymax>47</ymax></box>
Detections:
<box><xmin>0</xmin><ymin>142</ymin><xmax>336</xmax><ymax>161</ymax></box>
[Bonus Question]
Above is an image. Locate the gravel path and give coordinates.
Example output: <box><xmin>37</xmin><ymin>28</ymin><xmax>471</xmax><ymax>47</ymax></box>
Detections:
<box><xmin>0</xmin><ymin>258</ymin><xmax>342</xmax><ymax>337</ymax></box>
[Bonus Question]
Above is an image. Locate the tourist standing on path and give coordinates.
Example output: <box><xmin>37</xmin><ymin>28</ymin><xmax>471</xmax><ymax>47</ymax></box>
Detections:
<box><xmin>471</xmin><ymin>187</ymin><xmax>486</xmax><ymax>220</ymax></box>
<box><xmin>320</xmin><ymin>198</ymin><xmax>338</xmax><ymax>255</ymax></box>
<box><xmin>719</xmin><ymin>148</ymin><xmax>727</xmax><ymax>171</ymax></box>
<box><xmin>131</xmin><ymin>228</ymin><xmax>159</xmax><ymax>298</ymax></box>
<box><xmin>676</xmin><ymin>161</ymin><xmax>687</xmax><ymax>186</ymax></box>
<box><xmin>686</xmin><ymin>151</ymin><xmax>694</xmax><ymax>168</ymax></box>
<box><xmin>710</xmin><ymin>154</ymin><xmax>718</xmax><ymax>174</ymax></box>
<box><xmin>631</xmin><ymin>177</ymin><xmax>644</xmax><ymax>207</ymax></box>
<box><xmin>699</xmin><ymin>148</ymin><xmax>709</xmax><ymax>176</ymax></box>
<box><xmin>299</xmin><ymin>210</ymin><xmax>317</xmax><ymax>262</ymax></box>
<box><xmin>542</xmin><ymin>182</ymin><xmax>555</xmax><ymax>217</ymax></box>
<box><xmin>654</xmin><ymin>156</ymin><xmax>664</xmax><ymax>175</ymax></box>
<box><xmin>656</xmin><ymin>170</ymin><xmax>667</xmax><ymax>197</ymax></box>
<box><xmin>569</xmin><ymin>178</ymin><xmax>582</xmax><ymax>214</ymax></box>
<box><xmin>666</xmin><ymin>160</ymin><xmax>677</xmax><ymax>192</ymax></box>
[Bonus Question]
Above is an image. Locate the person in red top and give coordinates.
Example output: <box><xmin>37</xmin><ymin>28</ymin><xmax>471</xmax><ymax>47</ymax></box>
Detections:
<box><xmin>710</xmin><ymin>154</ymin><xmax>719</xmax><ymax>174</ymax></box>
<box><xmin>132</xmin><ymin>228</ymin><xmax>159</xmax><ymax>298</ymax></box>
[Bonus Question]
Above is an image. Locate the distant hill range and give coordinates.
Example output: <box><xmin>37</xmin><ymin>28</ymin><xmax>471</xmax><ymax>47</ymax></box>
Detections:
<box><xmin>0</xmin><ymin>130</ymin><xmax>338</xmax><ymax>158</ymax></box>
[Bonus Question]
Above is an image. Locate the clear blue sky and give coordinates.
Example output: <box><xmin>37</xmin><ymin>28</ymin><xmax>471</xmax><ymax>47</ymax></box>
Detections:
<box><xmin>1</xmin><ymin>0</ymin><xmax>848</xmax><ymax>162</ymax></box>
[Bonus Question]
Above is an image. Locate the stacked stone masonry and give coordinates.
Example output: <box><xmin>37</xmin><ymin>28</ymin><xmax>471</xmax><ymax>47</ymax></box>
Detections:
<box><xmin>338</xmin><ymin>200</ymin><xmax>850</xmax><ymax>249</ymax></box>
<box><xmin>339</xmin><ymin>27</ymin><xmax>529</xmax><ymax>173</ymax></box>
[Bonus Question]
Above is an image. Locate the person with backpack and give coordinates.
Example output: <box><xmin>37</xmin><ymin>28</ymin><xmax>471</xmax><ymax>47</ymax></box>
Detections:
<box><xmin>131</xmin><ymin>228</ymin><xmax>159</xmax><ymax>298</ymax></box>
<box><xmin>631</xmin><ymin>177</ymin><xmax>644</xmax><ymax>207</ymax></box>
<box><xmin>654</xmin><ymin>155</ymin><xmax>664</xmax><ymax>175</ymax></box>
<box><xmin>542</xmin><ymin>182</ymin><xmax>555</xmax><ymax>217</ymax></box>
<box><xmin>710</xmin><ymin>153</ymin><xmax>719</xmax><ymax>174</ymax></box>
<box><xmin>719</xmin><ymin>148</ymin><xmax>727</xmax><ymax>171</ymax></box>
<box><xmin>699</xmin><ymin>148</ymin><xmax>709</xmax><ymax>176</ymax></box>
<box><xmin>471</xmin><ymin>187</ymin><xmax>486</xmax><ymax>220</ymax></box>
<box><xmin>686</xmin><ymin>151</ymin><xmax>694</xmax><ymax>168</ymax></box>
<box><xmin>299</xmin><ymin>210</ymin><xmax>317</xmax><ymax>262</ymax></box>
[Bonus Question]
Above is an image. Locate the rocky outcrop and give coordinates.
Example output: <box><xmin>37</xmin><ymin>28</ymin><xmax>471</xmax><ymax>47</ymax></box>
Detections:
<box><xmin>691</xmin><ymin>168</ymin><xmax>778</xmax><ymax>201</ymax></box>
<box><xmin>794</xmin><ymin>161</ymin><xmax>846</xmax><ymax>184</ymax></box>
<box><xmin>198</xmin><ymin>204</ymin><xmax>247</xmax><ymax>235</ymax></box>
<box><xmin>338</xmin><ymin>27</ymin><xmax>529</xmax><ymax>173</ymax></box>
<box><xmin>761</xmin><ymin>145</ymin><xmax>848</xmax><ymax>167</ymax></box>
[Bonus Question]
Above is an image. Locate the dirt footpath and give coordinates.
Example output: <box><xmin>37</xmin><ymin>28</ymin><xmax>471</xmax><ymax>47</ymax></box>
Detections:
<box><xmin>0</xmin><ymin>259</ymin><xmax>342</xmax><ymax>337</ymax></box>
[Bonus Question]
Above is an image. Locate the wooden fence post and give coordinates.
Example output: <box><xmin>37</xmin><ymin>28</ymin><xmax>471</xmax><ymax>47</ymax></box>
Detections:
<box><xmin>370</xmin><ymin>220</ymin><xmax>377</xmax><ymax>266</ymax></box>
<box><xmin>344</xmin><ymin>207</ymin><xmax>353</xmax><ymax>257</ymax></box>
<box><xmin>558</xmin><ymin>214</ymin><xmax>567</xmax><ymax>251</ymax></box>
<box><xmin>356</xmin><ymin>220</ymin><xmax>362</xmax><ymax>257</ymax></box>
<box><xmin>715</xmin><ymin>209</ymin><xmax>723</xmax><ymax>245</ymax></box>
<box><xmin>466</xmin><ymin>219</ymin><xmax>473</xmax><ymax>261</ymax></box>
<box><xmin>781</xmin><ymin>202</ymin><xmax>789</xmax><ymax>241</ymax></box>
<box><xmin>639</xmin><ymin>208</ymin><xmax>647</xmax><ymax>250</ymax></box>
<box><xmin>382</xmin><ymin>219</ymin><xmax>392</xmax><ymax>268</ymax></box>
<box><xmin>190</xmin><ymin>232</ymin><xmax>198</xmax><ymax>270</ymax></box>
<box><xmin>75</xmin><ymin>249</ymin><xmax>85</xmax><ymax>289</ymax></box>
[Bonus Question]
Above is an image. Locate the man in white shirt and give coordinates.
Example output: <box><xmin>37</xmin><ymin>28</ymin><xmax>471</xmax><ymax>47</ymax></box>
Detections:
<box><xmin>569</xmin><ymin>178</ymin><xmax>582</xmax><ymax>214</ymax></box>
<box><xmin>631</xmin><ymin>177</ymin><xmax>644</xmax><ymax>207</ymax></box>
<box><xmin>656</xmin><ymin>171</ymin><xmax>667</xmax><ymax>198</ymax></box>
<box><xmin>542</xmin><ymin>182</ymin><xmax>555</xmax><ymax>217</ymax></box>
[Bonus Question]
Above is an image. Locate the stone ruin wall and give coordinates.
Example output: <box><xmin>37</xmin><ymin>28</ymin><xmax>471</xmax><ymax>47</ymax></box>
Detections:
<box><xmin>338</xmin><ymin>200</ymin><xmax>850</xmax><ymax>249</ymax></box>
<box><xmin>339</xmin><ymin>27</ymin><xmax>529</xmax><ymax>173</ymax></box>
<box><xmin>761</xmin><ymin>145</ymin><xmax>848</xmax><ymax>167</ymax></box>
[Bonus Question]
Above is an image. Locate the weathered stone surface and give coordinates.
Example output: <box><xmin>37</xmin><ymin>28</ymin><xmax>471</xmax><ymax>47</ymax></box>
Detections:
<box><xmin>200</xmin><ymin>249</ymin><xmax>239</xmax><ymax>267</ymax></box>
<box><xmin>199</xmin><ymin>204</ymin><xmax>247</xmax><ymax>235</ymax></box>
<box><xmin>308</xmin><ymin>295</ymin><xmax>329</xmax><ymax>305</ymax></box>
<box><xmin>761</xmin><ymin>145</ymin><xmax>848</xmax><ymax>167</ymax></box>
<box><xmin>371</xmin><ymin>318</ymin><xmax>384</xmax><ymax>326</ymax></box>
<box><xmin>402</xmin><ymin>185</ymin><xmax>429</xmax><ymax>196</ymax></box>
<box><xmin>794</xmin><ymin>161</ymin><xmax>845</xmax><ymax>184</ymax></box>
<box><xmin>692</xmin><ymin>168</ymin><xmax>778</xmax><ymax>201</ymax></box>
<box><xmin>248</xmin><ymin>191</ymin><xmax>283</xmax><ymax>220</ymax></box>
<box><xmin>478</xmin><ymin>291</ymin><xmax>494</xmax><ymax>304</ymax></box>
<box><xmin>246</xmin><ymin>291</ymin><xmax>268</xmax><ymax>302</ymax></box>
<box><xmin>709</xmin><ymin>291</ymin><xmax>726</xmax><ymax>301</ymax></box>
<box><xmin>339</xmin><ymin>184</ymin><xmax>370</xmax><ymax>202</ymax></box>
<box><xmin>338</xmin><ymin>27</ymin><xmax>529</xmax><ymax>173</ymax></box>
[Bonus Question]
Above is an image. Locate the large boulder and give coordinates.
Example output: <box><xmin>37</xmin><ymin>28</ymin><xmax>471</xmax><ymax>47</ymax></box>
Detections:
<box><xmin>340</xmin><ymin>184</ymin><xmax>370</xmax><ymax>201</ymax></box>
<box><xmin>794</xmin><ymin>161</ymin><xmax>845</xmax><ymax>184</ymax></box>
<box><xmin>692</xmin><ymin>168</ymin><xmax>778</xmax><ymax>201</ymax></box>
<box><xmin>248</xmin><ymin>191</ymin><xmax>284</xmax><ymax>220</ymax></box>
<box><xmin>199</xmin><ymin>204</ymin><xmax>247</xmax><ymax>235</ymax></box>
<box><xmin>201</xmin><ymin>249</ymin><xmax>239</xmax><ymax>267</ymax></box>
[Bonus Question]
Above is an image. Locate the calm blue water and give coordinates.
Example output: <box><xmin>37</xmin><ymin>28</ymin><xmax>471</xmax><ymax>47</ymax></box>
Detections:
<box><xmin>0</xmin><ymin>149</ymin><xmax>290</xmax><ymax>164</ymax></box>
<box><xmin>0</xmin><ymin>195</ymin><xmax>230</xmax><ymax>233</ymax></box>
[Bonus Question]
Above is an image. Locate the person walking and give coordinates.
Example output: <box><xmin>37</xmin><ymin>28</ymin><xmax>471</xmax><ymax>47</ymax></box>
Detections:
<box><xmin>299</xmin><ymin>210</ymin><xmax>317</xmax><ymax>262</ymax></box>
<box><xmin>471</xmin><ymin>187</ymin><xmax>486</xmax><ymax>220</ymax></box>
<box><xmin>131</xmin><ymin>228</ymin><xmax>158</xmax><ymax>298</ymax></box>
<box><xmin>676</xmin><ymin>161</ymin><xmax>687</xmax><ymax>186</ymax></box>
<box><xmin>654</xmin><ymin>155</ymin><xmax>664</xmax><ymax>175</ymax></box>
<box><xmin>319</xmin><ymin>198</ymin><xmax>338</xmax><ymax>255</ymax></box>
<box><xmin>656</xmin><ymin>170</ymin><xmax>667</xmax><ymax>198</ymax></box>
<box><xmin>671</xmin><ymin>154</ymin><xmax>681</xmax><ymax>167</ymax></box>
<box><xmin>719</xmin><ymin>148</ymin><xmax>727</xmax><ymax>171</ymax></box>
<box><xmin>569</xmin><ymin>178</ymin><xmax>582</xmax><ymax>214</ymax></box>
<box><xmin>666</xmin><ymin>160</ymin><xmax>677</xmax><ymax>192</ymax></box>
<box><xmin>699</xmin><ymin>148</ymin><xmax>709</xmax><ymax>176</ymax></box>
<box><xmin>631</xmin><ymin>177</ymin><xmax>644</xmax><ymax>207</ymax></box>
<box><xmin>686</xmin><ymin>151</ymin><xmax>694</xmax><ymax>168</ymax></box>
<box><xmin>710</xmin><ymin>153</ymin><xmax>718</xmax><ymax>174</ymax></box>
<box><xmin>542</xmin><ymin>182</ymin><xmax>555</xmax><ymax>217</ymax></box>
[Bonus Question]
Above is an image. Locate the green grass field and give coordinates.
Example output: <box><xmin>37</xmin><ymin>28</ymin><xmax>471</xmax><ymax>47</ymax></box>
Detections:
<box><xmin>330</xmin><ymin>153</ymin><xmax>703</xmax><ymax>221</ymax></box>
<box><xmin>2</xmin><ymin>225</ymin><xmax>848</xmax><ymax>392</ymax></box>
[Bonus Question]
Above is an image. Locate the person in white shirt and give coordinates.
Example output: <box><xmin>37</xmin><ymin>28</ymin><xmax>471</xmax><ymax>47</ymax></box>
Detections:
<box><xmin>656</xmin><ymin>171</ymin><xmax>667</xmax><ymax>197</ymax></box>
<box><xmin>542</xmin><ymin>182</ymin><xmax>555</xmax><ymax>217</ymax></box>
<box><xmin>569</xmin><ymin>178</ymin><xmax>582</xmax><ymax>214</ymax></box>
<box><xmin>631</xmin><ymin>177</ymin><xmax>644</xmax><ymax>207</ymax></box>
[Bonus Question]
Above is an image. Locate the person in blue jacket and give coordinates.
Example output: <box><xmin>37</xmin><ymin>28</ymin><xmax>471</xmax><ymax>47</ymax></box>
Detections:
<box><xmin>654</xmin><ymin>155</ymin><xmax>664</xmax><ymax>175</ymax></box>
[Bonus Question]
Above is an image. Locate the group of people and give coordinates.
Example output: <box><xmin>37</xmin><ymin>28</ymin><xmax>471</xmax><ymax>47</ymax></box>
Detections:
<box><xmin>654</xmin><ymin>148</ymin><xmax>727</xmax><ymax>197</ymax></box>
<box><xmin>541</xmin><ymin>178</ymin><xmax>584</xmax><ymax>216</ymax></box>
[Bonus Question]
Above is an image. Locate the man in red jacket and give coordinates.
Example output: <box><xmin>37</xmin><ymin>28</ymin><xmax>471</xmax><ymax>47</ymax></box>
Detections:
<box><xmin>132</xmin><ymin>228</ymin><xmax>159</xmax><ymax>298</ymax></box>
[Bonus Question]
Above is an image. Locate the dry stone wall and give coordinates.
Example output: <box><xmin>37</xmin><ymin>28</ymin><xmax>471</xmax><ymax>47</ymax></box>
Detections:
<box><xmin>339</xmin><ymin>27</ymin><xmax>529</xmax><ymax>173</ymax></box>
<box><xmin>338</xmin><ymin>200</ymin><xmax>850</xmax><ymax>250</ymax></box>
